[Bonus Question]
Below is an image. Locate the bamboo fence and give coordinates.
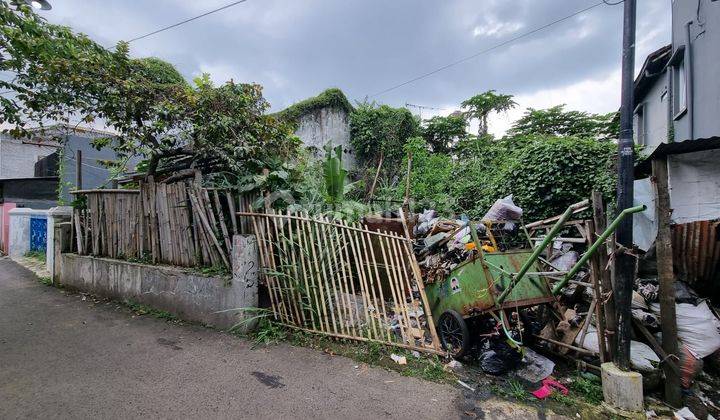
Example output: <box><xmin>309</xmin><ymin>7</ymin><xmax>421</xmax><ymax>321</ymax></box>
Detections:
<box><xmin>239</xmin><ymin>210</ymin><xmax>443</xmax><ymax>353</ymax></box>
<box><xmin>71</xmin><ymin>179</ymin><xmax>258</xmax><ymax>269</ymax></box>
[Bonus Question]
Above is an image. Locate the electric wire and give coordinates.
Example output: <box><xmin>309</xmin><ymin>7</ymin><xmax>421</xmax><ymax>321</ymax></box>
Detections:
<box><xmin>369</xmin><ymin>1</ymin><xmax>609</xmax><ymax>98</ymax></box>
<box><xmin>125</xmin><ymin>0</ymin><xmax>249</xmax><ymax>44</ymax></box>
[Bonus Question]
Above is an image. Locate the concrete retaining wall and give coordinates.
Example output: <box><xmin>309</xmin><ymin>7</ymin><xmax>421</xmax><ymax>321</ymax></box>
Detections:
<box><xmin>56</xmin><ymin>235</ymin><xmax>259</xmax><ymax>330</ymax></box>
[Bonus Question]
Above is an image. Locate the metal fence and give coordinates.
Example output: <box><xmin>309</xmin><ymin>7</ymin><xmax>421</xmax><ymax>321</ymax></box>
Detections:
<box><xmin>240</xmin><ymin>210</ymin><xmax>442</xmax><ymax>353</ymax></box>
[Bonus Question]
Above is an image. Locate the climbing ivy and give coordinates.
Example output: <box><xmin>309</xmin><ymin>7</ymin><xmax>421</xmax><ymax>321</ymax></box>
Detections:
<box><xmin>402</xmin><ymin>135</ymin><xmax>617</xmax><ymax>221</ymax></box>
<box><xmin>275</xmin><ymin>88</ymin><xmax>354</xmax><ymax>123</ymax></box>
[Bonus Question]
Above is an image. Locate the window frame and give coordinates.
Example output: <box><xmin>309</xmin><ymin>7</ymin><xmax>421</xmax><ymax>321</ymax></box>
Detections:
<box><xmin>668</xmin><ymin>45</ymin><xmax>688</xmax><ymax>120</ymax></box>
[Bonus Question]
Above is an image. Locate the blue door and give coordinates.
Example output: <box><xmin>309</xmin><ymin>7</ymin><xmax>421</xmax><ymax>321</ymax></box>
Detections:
<box><xmin>30</xmin><ymin>217</ymin><xmax>47</xmax><ymax>252</ymax></box>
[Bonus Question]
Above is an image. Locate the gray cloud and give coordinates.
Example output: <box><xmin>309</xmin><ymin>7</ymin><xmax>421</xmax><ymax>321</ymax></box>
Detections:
<box><xmin>41</xmin><ymin>0</ymin><xmax>670</xmax><ymax>114</ymax></box>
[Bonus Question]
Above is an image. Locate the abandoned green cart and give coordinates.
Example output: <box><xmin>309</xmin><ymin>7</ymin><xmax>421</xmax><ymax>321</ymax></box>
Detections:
<box><xmin>423</xmin><ymin>202</ymin><xmax>646</xmax><ymax>357</ymax></box>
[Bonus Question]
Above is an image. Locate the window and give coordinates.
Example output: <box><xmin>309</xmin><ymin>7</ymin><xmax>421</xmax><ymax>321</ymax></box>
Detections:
<box><xmin>634</xmin><ymin>104</ymin><xmax>645</xmax><ymax>146</ymax></box>
<box><xmin>673</xmin><ymin>58</ymin><xmax>687</xmax><ymax>118</ymax></box>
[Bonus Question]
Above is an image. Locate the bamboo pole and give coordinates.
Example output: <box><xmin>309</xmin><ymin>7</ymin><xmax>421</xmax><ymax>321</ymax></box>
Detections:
<box><xmin>291</xmin><ymin>211</ymin><xmax>316</xmax><ymax>328</ymax></box>
<box><xmin>341</xmin><ymin>220</ymin><xmax>376</xmax><ymax>340</ymax></box>
<box><xmin>251</xmin><ymin>215</ymin><xmax>279</xmax><ymax>320</ymax></box>
<box><xmin>323</xmin><ymin>217</ymin><xmax>355</xmax><ymax>335</ymax></box>
<box><xmin>382</xmin><ymin>231</ymin><xmax>412</xmax><ymax>344</ymax></box>
<box><xmin>213</xmin><ymin>189</ymin><xmax>233</xmax><ymax>253</ymax></box>
<box><xmin>303</xmin><ymin>212</ymin><xmax>331</xmax><ymax>333</ymax></box>
<box><xmin>273</xmin><ymin>211</ymin><xmax>303</xmax><ymax>325</ymax></box>
<box><xmin>360</xmin><ymin>226</ymin><xmax>393</xmax><ymax>343</ymax></box>
<box><xmin>310</xmin><ymin>213</ymin><xmax>337</xmax><ymax>334</ymax></box>
<box><xmin>226</xmin><ymin>190</ymin><xmax>238</xmax><ymax>235</ymax></box>
<box><xmin>335</xmin><ymin>220</ymin><xmax>361</xmax><ymax>336</ymax></box>
<box><xmin>188</xmin><ymin>192</ymin><xmax>230</xmax><ymax>268</ymax></box>
<box><xmin>351</xmin><ymin>220</ymin><xmax>384</xmax><ymax>340</ymax></box>
<box><xmin>263</xmin><ymin>211</ymin><xmax>290</xmax><ymax>323</ymax></box>
<box><xmin>319</xmin><ymin>217</ymin><xmax>348</xmax><ymax>337</ymax></box>
<box><xmin>237</xmin><ymin>212</ymin><xmax>406</xmax><ymax>240</ymax></box>
<box><xmin>398</xmin><ymin>209</ymin><xmax>442</xmax><ymax>350</ymax></box>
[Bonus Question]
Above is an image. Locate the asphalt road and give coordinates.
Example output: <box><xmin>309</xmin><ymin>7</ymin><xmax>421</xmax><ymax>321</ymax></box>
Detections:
<box><xmin>0</xmin><ymin>257</ymin><xmax>464</xmax><ymax>419</ymax></box>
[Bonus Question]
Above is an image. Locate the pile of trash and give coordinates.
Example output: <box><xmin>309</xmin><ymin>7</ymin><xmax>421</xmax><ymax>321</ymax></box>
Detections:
<box><xmin>414</xmin><ymin>195</ymin><xmax>524</xmax><ymax>283</ymax></box>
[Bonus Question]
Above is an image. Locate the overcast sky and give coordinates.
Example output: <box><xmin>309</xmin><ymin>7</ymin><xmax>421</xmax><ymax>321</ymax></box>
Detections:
<box><xmin>39</xmin><ymin>0</ymin><xmax>670</xmax><ymax>136</ymax></box>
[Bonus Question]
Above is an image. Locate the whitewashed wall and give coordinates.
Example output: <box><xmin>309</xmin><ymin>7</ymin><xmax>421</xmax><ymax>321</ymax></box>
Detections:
<box><xmin>294</xmin><ymin>107</ymin><xmax>355</xmax><ymax>170</ymax></box>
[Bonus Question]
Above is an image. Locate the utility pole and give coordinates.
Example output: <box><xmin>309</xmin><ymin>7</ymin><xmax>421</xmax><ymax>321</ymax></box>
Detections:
<box><xmin>614</xmin><ymin>0</ymin><xmax>637</xmax><ymax>371</ymax></box>
<box><xmin>76</xmin><ymin>149</ymin><xmax>83</xmax><ymax>190</ymax></box>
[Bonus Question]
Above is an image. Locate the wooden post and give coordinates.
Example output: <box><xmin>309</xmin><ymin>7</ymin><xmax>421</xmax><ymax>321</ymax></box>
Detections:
<box><xmin>592</xmin><ymin>190</ymin><xmax>617</xmax><ymax>359</ymax></box>
<box><xmin>586</xmin><ymin>219</ymin><xmax>609</xmax><ymax>363</ymax></box>
<box><xmin>75</xmin><ymin>149</ymin><xmax>83</xmax><ymax>190</ymax></box>
<box><xmin>367</xmin><ymin>152</ymin><xmax>384</xmax><ymax>202</ymax></box>
<box><xmin>403</xmin><ymin>153</ymin><xmax>412</xmax><ymax>206</ymax></box>
<box><xmin>651</xmin><ymin>156</ymin><xmax>682</xmax><ymax>407</ymax></box>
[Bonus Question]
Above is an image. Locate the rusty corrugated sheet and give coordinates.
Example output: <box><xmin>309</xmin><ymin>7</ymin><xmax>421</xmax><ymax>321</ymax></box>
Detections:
<box><xmin>671</xmin><ymin>220</ymin><xmax>720</xmax><ymax>287</ymax></box>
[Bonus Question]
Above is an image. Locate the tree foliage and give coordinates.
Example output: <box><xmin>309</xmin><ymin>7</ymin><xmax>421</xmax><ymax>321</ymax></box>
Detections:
<box><xmin>0</xmin><ymin>2</ymin><xmax>295</xmax><ymax>176</ymax></box>
<box><xmin>422</xmin><ymin>114</ymin><xmax>468</xmax><ymax>153</ymax></box>
<box><xmin>401</xmin><ymin>133</ymin><xmax>617</xmax><ymax>221</ymax></box>
<box><xmin>508</xmin><ymin>105</ymin><xmax>618</xmax><ymax>141</ymax></box>
<box><xmin>461</xmin><ymin>90</ymin><xmax>517</xmax><ymax>136</ymax></box>
<box><xmin>401</xmin><ymin>137</ymin><xmax>454</xmax><ymax>209</ymax></box>
<box><xmin>349</xmin><ymin>102</ymin><xmax>419</xmax><ymax>167</ymax></box>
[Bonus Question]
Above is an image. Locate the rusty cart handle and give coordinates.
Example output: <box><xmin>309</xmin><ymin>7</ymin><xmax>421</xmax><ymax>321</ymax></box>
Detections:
<box><xmin>550</xmin><ymin>204</ymin><xmax>646</xmax><ymax>295</ymax></box>
<box><xmin>496</xmin><ymin>200</ymin><xmax>590</xmax><ymax>305</ymax></box>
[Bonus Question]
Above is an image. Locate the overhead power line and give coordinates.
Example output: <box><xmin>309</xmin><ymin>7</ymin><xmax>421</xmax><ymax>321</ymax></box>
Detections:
<box><xmin>125</xmin><ymin>0</ymin><xmax>249</xmax><ymax>44</ymax></box>
<box><xmin>369</xmin><ymin>1</ymin><xmax>608</xmax><ymax>98</ymax></box>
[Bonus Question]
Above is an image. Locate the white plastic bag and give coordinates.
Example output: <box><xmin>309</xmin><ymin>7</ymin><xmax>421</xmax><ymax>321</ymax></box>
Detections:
<box><xmin>577</xmin><ymin>325</ymin><xmax>659</xmax><ymax>372</ymax></box>
<box><xmin>483</xmin><ymin>195</ymin><xmax>523</xmax><ymax>230</ymax></box>
<box><xmin>651</xmin><ymin>301</ymin><xmax>720</xmax><ymax>359</ymax></box>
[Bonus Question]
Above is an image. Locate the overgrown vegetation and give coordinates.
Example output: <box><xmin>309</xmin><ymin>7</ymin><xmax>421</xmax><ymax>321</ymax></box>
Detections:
<box><xmin>125</xmin><ymin>300</ymin><xmax>177</xmax><ymax>321</ymax></box>
<box><xmin>24</xmin><ymin>250</ymin><xmax>46</xmax><ymax>263</ymax></box>
<box><xmin>275</xmin><ymin>88</ymin><xmax>354</xmax><ymax>123</ymax></box>
<box><xmin>246</xmin><ymin>319</ymin><xmax>455</xmax><ymax>383</ymax></box>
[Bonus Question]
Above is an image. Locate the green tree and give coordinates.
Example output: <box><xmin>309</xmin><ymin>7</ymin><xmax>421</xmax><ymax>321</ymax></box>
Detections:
<box><xmin>508</xmin><ymin>104</ymin><xmax>618</xmax><ymax>141</ymax></box>
<box><xmin>422</xmin><ymin>113</ymin><xmax>468</xmax><ymax>153</ymax></box>
<box><xmin>401</xmin><ymin>137</ymin><xmax>454</xmax><ymax>211</ymax></box>
<box><xmin>1</xmin><ymin>2</ymin><xmax>295</xmax><ymax>176</ymax></box>
<box><xmin>461</xmin><ymin>90</ymin><xmax>517</xmax><ymax>136</ymax></box>
<box><xmin>349</xmin><ymin>102</ymin><xmax>420</xmax><ymax>168</ymax></box>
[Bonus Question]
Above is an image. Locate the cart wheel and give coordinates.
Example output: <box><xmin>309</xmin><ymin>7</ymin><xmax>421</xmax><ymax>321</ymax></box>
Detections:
<box><xmin>437</xmin><ymin>310</ymin><xmax>470</xmax><ymax>358</ymax></box>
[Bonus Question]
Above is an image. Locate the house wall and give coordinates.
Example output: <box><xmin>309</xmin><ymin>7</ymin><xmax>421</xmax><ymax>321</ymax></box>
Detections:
<box><xmin>0</xmin><ymin>178</ymin><xmax>59</xmax><ymax>209</ymax></box>
<box><xmin>294</xmin><ymin>107</ymin><xmax>355</xmax><ymax>170</ymax></box>
<box><xmin>0</xmin><ymin>135</ymin><xmax>59</xmax><ymax>179</ymax></box>
<box><xmin>668</xmin><ymin>148</ymin><xmax>720</xmax><ymax>224</ymax></box>
<box><xmin>671</xmin><ymin>0</ymin><xmax>720</xmax><ymax>142</ymax></box>
<box><xmin>59</xmin><ymin>134</ymin><xmax>134</xmax><ymax>204</ymax></box>
<box><xmin>635</xmin><ymin>75</ymin><xmax>669</xmax><ymax>154</ymax></box>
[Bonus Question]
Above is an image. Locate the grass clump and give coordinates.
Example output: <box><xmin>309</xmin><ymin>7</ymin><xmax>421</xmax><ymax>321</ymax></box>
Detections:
<box><xmin>491</xmin><ymin>379</ymin><xmax>531</xmax><ymax>402</ymax></box>
<box><xmin>192</xmin><ymin>265</ymin><xmax>231</xmax><ymax>278</ymax></box>
<box><xmin>401</xmin><ymin>355</ymin><xmax>447</xmax><ymax>382</ymax></box>
<box><xmin>568</xmin><ymin>373</ymin><xmax>603</xmax><ymax>405</ymax></box>
<box><xmin>25</xmin><ymin>250</ymin><xmax>46</xmax><ymax>263</ymax></box>
<box><xmin>125</xmin><ymin>300</ymin><xmax>176</xmax><ymax>321</ymax></box>
<box><xmin>248</xmin><ymin>318</ymin><xmax>288</xmax><ymax>346</ymax></box>
<box><xmin>38</xmin><ymin>276</ymin><xmax>52</xmax><ymax>286</ymax></box>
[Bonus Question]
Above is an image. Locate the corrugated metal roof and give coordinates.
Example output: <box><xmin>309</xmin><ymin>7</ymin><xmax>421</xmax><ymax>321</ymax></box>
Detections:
<box><xmin>635</xmin><ymin>136</ymin><xmax>720</xmax><ymax>177</ymax></box>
